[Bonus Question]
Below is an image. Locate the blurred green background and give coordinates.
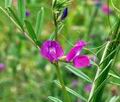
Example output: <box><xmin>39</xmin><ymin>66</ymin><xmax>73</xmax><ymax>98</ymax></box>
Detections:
<box><xmin>0</xmin><ymin>0</ymin><xmax>120</xmax><ymax>102</ymax></box>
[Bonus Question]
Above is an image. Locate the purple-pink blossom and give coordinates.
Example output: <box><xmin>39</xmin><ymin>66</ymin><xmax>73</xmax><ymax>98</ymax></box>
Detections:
<box><xmin>101</xmin><ymin>4</ymin><xmax>112</xmax><ymax>15</ymax></box>
<box><xmin>84</xmin><ymin>84</ymin><xmax>92</xmax><ymax>93</ymax></box>
<box><xmin>0</xmin><ymin>63</ymin><xmax>5</xmax><ymax>71</ymax></box>
<box><xmin>66</xmin><ymin>40</ymin><xmax>86</xmax><ymax>62</ymax></box>
<box><xmin>71</xmin><ymin>80</ymin><xmax>78</xmax><ymax>88</ymax></box>
<box><xmin>73</xmin><ymin>55</ymin><xmax>90</xmax><ymax>68</ymax></box>
<box><xmin>66</xmin><ymin>40</ymin><xmax>90</xmax><ymax>68</ymax></box>
<box><xmin>40</xmin><ymin>40</ymin><xmax>64</xmax><ymax>63</ymax></box>
<box><xmin>26</xmin><ymin>10</ymin><xmax>30</xmax><ymax>17</ymax></box>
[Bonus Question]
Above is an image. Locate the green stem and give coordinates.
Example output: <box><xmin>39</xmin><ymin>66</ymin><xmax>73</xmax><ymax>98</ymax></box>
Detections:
<box><xmin>54</xmin><ymin>63</ymin><xmax>71</xmax><ymax>102</ymax></box>
<box><xmin>53</xmin><ymin>13</ymin><xmax>58</xmax><ymax>41</ymax></box>
<box><xmin>88</xmin><ymin>18</ymin><xmax>120</xmax><ymax>102</ymax></box>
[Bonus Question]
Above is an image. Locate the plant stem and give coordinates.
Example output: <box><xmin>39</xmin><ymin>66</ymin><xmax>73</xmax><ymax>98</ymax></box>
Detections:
<box><xmin>53</xmin><ymin>13</ymin><xmax>58</xmax><ymax>41</ymax></box>
<box><xmin>54</xmin><ymin>63</ymin><xmax>71</xmax><ymax>102</ymax></box>
<box><xmin>88</xmin><ymin>18</ymin><xmax>120</xmax><ymax>102</ymax></box>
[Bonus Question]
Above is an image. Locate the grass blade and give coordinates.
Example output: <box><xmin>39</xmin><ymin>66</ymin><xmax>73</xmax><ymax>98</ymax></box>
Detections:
<box><xmin>109</xmin><ymin>96</ymin><xmax>120</xmax><ymax>102</ymax></box>
<box><xmin>5</xmin><ymin>0</ymin><xmax>12</xmax><ymax>8</ymax></box>
<box><xmin>109</xmin><ymin>72</ymin><xmax>120</xmax><ymax>80</ymax></box>
<box><xmin>48</xmin><ymin>96</ymin><xmax>63</xmax><ymax>102</ymax></box>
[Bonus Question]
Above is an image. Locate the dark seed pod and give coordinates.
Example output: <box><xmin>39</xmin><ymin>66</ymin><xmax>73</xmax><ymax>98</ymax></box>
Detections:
<box><xmin>61</xmin><ymin>8</ymin><xmax>68</xmax><ymax>20</ymax></box>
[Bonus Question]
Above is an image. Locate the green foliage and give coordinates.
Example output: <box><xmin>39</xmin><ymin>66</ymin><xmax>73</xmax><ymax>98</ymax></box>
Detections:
<box><xmin>17</xmin><ymin>0</ymin><xmax>26</xmax><ymax>24</ymax></box>
<box><xmin>0</xmin><ymin>0</ymin><xmax>120</xmax><ymax>102</ymax></box>
<box><xmin>35</xmin><ymin>7</ymin><xmax>44</xmax><ymax>36</ymax></box>
<box><xmin>54</xmin><ymin>80</ymin><xmax>87</xmax><ymax>102</ymax></box>
<box><xmin>65</xmin><ymin>65</ymin><xmax>92</xmax><ymax>83</ymax></box>
<box><xmin>5</xmin><ymin>0</ymin><xmax>12</xmax><ymax>8</ymax></box>
<box><xmin>48</xmin><ymin>96</ymin><xmax>63</xmax><ymax>102</ymax></box>
<box><xmin>25</xmin><ymin>20</ymin><xmax>37</xmax><ymax>43</ymax></box>
<box><xmin>7</xmin><ymin>7</ymin><xmax>23</xmax><ymax>30</ymax></box>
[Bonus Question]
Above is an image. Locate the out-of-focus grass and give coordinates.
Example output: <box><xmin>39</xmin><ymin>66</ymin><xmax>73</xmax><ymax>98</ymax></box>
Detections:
<box><xmin>0</xmin><ymin>0</ymin><xmax>120</xmax><ymax>102</ymax></box>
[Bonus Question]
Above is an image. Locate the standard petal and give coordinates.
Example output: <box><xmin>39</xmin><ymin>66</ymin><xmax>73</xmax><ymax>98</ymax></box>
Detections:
<box><xmin>73</xmin><ymin>55</ymin><xmax>90</xmax><ymax>68</ymax></box>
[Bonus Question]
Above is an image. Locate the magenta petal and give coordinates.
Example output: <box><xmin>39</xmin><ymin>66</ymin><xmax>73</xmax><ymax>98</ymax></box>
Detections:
<box><xmin>40</xmin><ymin>40</ymin><xmax>64</xmax><ymax>62</ymax></box>
<box><xmin>74</xmin><ymin>40</ymin><xmax>87</xmax><ymax>47</ymax></box>
<box><xmin>101</xmin><ymin>4</ymin><xmax>112</xmax><ymax>14</ymax></box>
<box><xmin>66</xmin><ymin>40</ymin><xmax>87</xmax><ymax>62</ymax></box>
<box><xmin>73</xmin><ymin>55</ymin><xmax>90</xmax><ymax>68</ymax></box>
<box><xmin>0</xmin><ymin>63</ymin><xmax>5</xmax><ymax>71</ymax></box>
<box><xmin>85</xmin><ymin>84</ymin><xmax>92</xmax><ymax>93</ymax></box>
<box><xmin>66</xmin><ymin>46</ymin><xmax>83</xmax><ymax>62</ymax></box>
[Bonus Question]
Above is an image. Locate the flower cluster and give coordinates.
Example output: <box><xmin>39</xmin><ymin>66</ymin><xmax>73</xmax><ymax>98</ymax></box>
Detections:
<box><xmin>40</xmin><ymin>40</ymin><xmax>90</xmax><ymax>68</ymax></box>
<box><xmin>66</xmin><ymin>40</ymin><xmax>90</xmax><ymax>68</ymax></box>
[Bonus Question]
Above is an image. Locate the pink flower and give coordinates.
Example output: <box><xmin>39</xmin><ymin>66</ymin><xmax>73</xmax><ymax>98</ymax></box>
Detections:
<box><xmin>0</xmin><ymin>63</ymin><xmax>5</xmax><ymax>71</ymax></box>
<box><xmin>85</xmin><ymin>84</ymin><xmax>92</xmax><ymax>93</ymax></box>
<box><xmin>66</xmin><ymin>40</ymin><xmax>90</xmax><ymax>68</ymax></box>
<box><xmin>73</xmin><ymin>55</ymin><xmax>90</xmax><ymax>68</ymax></box>
<box><xmin>40</xmin><ymin>40</ymin><xmax>64</xmax><ymax>62</ymax></box>
<box><xmin>101</xmin><ymin>4</ymin><xmax>112</xmax><ymax>14</ymax></box>
<box><xmin>66</xmin><ymin>40</ymin><xmax>86</xmax><ymax>62</ymax></box>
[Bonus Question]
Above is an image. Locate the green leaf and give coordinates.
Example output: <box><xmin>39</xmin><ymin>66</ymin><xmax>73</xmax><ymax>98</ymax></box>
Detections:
<box><xmin>109</xmin><ymin>72</ymin><xmax>120</xmax><ymax>80</ymax></box>
<box><xmin>48</xmin><ymin>96</ymin><xmax>63</xmax><ymax>102</ymax></box>
<box><xmin>65</xmin><ymin>65</ymin><xmax>92</xmax><ymax>83</ymax></box>
<box><xmin>89</xmin><ymin>77</ymin><xmax>109</xmax><ymax>101</ymax></box>
<box><xmin>108</xmin><ymin>71</ymin><xmax>120</xmax><ymax>86</ymax></box>
<box><xmin>111</xmin><ymin>0</ymin><xmax>120</xmax><ymax>14</ymax></box>
<box><xmin>7</xmin><ymin>7</ymin><xmax>23</xmax><ymax>30</ymax></box>
<box><xmin>5</xmin><ymin>0</ymin><xmax>12</xmax><ymax>8</ymax></box>
<box><xmin>35</xmin><ymin>7</ymin><xmax>44</xmax><ymax>36</ymax></box>
<box><xmin>95</xmin><ymin>60</ymin><xmax>113</xmax><ymax>81</ymax></box>
<box><xmin>24</xmin><ymin>20</ymin><xmax>37</xmax><ymax>42</ymax></box>
<box><xmin>54</xmin><ymin>80</ymin><xmax>87</xmax><ymax>102</ymax></box>
<box><xmin>109</xmin><ymin>96</ymin><xmax>120</xmax><ymax>102</ymax></box>
<box><xmin>17</xmin><ymin>0</ymin><xmax>26</xmax><ymax>24</ymax></box>
<box><xmin>109</xmin><ymin>81</ymin><xmax>120</xmax><ymax>86</ymax></box>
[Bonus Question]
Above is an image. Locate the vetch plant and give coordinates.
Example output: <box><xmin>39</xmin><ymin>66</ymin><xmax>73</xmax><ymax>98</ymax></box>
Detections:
<box><xmin>1</xmin><ymin>0</ymin><xmax>120</xmax><ymax>102</ymax></box>
<box><xmin>88</xmin><ymin>18</ymin><xmax>120</xmax><ymax>102</ymax></box>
